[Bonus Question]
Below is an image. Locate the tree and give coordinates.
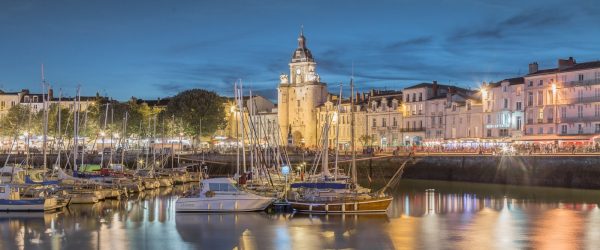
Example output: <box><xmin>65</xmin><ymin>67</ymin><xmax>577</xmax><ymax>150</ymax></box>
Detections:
<box><xmin>0</xmin><ymin>105</ymin><xmax>37</xmax><ymax>136</ymax></box>
<box><xmin>359</xmin><ymin>134</ymin><xmax>375</xmax><ymax>147</ymax></box>
<box><xmin>165</xmin><ymin>89</ymin><xmax>226</xmax><ymax>141</ymax></box>
<box><xmin>47</xmin><ymin>103</ymin><xmax>73</xmax><ymax>138</ymax></box>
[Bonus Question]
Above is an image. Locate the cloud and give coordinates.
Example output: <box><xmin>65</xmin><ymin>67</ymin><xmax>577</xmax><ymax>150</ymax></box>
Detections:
<box><xmin>383</xmin><ymin>36</ymin><xmax>433</xmax><ymax>52</ymax></box>
<box><xmin>448</xmin><ymin>7</ymin><xmax>574</xmax><ymax>42</ymax></box>
<box><xmin>153</xmin><ymin>82</ymin><xmax>185</xmax><ymax>94</ymax></box>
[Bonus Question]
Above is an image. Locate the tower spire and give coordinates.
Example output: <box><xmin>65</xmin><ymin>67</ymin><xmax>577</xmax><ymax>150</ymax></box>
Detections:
<box><xmin>298</xmin><ymin>25</ymin><xmax>306</xmax><ymax>49</ymax></box>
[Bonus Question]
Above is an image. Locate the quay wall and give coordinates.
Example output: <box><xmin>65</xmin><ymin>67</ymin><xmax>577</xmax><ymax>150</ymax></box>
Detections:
<box><xmin>198</xmin><ymin>155</ymin><xmax>600</xmax><ymax>190</ymax></box>
<box><xmin>176</xmin><ymin>154</ymin><xmax>600</xmax><ymax>190</ymax></box>
<box><xmin>356</xmin><ymin>155</ymin><xmax>600</xmax><ymax>190</ymax></box>
<box><xmin>4</xmin><ymin>153</ymin><xmax>600</xmax><ymax>190</ymax></box>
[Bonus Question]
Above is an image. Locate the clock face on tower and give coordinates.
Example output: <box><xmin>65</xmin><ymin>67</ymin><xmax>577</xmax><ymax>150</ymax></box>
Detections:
<box><xmin>296</xmin><ymin>68</ymin><xmax>301</xmax><ymax>75</ymax></box>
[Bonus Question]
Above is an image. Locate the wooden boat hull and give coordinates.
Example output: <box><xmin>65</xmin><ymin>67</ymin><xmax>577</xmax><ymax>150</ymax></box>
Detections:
<box><xmin>289</xmin><ymin>197</ymin><xmax>393</xmax><ymax>214</ymax></box>
<box><xmin>158</xmin><ymin>177</ymin><xmax>173</xmax><ymax>187</ymax></box>
<box><xmin>70</xmin><ymin>194</ymin><xmax>99</xmax><ymax>204</ymax></box>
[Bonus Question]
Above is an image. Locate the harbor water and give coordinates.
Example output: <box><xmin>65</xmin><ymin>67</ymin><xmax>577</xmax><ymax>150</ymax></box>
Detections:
<box><xmin>2</xmin><ymin>179</ymin><xmax>600</xmax><ymax>249</ymax></box>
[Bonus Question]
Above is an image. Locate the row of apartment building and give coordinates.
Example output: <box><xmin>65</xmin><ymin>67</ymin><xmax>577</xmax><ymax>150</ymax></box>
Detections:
<box><xmin>314</xmin><ymin>57</ymin><xmax>600</xmax><ymax>149</ymax></box>
<box><xmin>0</xmin><ymin>88</ymin><xmax>100</xmax><ymax>118</ymax></box>
<box><xmin>217</xmin><ymin>56</ymin><xmax>600</xmax><ymax>150</ymax></box>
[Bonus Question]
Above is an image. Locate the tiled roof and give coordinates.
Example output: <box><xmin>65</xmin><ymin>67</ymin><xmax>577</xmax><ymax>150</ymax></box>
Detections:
<box><xmin>404</xmin><ymin>82</ymin><xmax>471</xmax><ymax>93</ymax></box>
<box><xmin>488</xmin><ymin>77</ymin><xmax>524</xmax><ymax>87</ymax></box>
<box><xmin>527</xmin><ymin>61</ymin><xmax>600</xmax><ymax>76</ymax></box>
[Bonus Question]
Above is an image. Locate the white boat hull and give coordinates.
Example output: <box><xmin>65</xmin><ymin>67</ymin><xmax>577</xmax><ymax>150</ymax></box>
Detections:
<box><xmin>175</xmin><ymin>195</ymin><xmax>274</xmax><ymax>212</ymax></box>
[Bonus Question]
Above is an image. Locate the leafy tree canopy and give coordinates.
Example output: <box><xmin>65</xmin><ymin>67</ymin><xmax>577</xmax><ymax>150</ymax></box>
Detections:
<box><xmin>165</xmin><ymin>89</ymin><xmax>226</xmax><ymax>138</ymax></box>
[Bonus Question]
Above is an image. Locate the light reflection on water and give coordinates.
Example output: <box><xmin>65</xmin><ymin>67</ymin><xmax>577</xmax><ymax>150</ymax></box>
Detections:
<box><xmin>2</xmin><ymin>180</ymin><xmax>600</xmax><ymax>249</ymax></box>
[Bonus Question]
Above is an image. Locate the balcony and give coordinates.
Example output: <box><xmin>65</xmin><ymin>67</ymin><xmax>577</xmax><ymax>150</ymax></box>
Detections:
<box><xmin>559</xmin><ymin>115</ymin><xmax>600</xmax><ymax>123</ymax></box>
<box><xmin>400</xmin><ymin>127</ymin><xmax>425</xmax><ymax>132</ymax></box>
<box><xmin>560</xmin><ymin>78</ymin><xmax>600</xmax><ymax>88</ymax></box>
<box><xmin>559</xmin><ymin>95</ymin><xmax>600</xmax><ymax>105</ymax></box>
<box><xmin>536</xmin><ymin>118</ymin><xmax>554</xmax><ymax>124</ymax></box>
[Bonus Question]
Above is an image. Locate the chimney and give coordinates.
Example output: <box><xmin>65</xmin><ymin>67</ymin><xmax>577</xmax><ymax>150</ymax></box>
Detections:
<box><xmin>558</xmin><ymin>57</ymin><xmax>576</xmax><ymax>70</ymax></box>
<box><xmin>48</xmin><ymin>88</ymin><xmax>54</xmax><ymax>100</ymax></box>
<box><xmin>528</xmin><ymin>62</ymin><xmax>538</xmax><ymax>74</ymax></box>
<box><xmin>432</xmin><ymin>80</ymin><xmax>439</xmax><ymax>97</ymax></box>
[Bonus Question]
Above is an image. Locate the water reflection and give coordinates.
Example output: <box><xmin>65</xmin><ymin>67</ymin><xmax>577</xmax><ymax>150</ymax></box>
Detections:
<box><xmin>2</xmin><ymin>180</ymin><xmax>600</xmax><ymax>249</ymax></box>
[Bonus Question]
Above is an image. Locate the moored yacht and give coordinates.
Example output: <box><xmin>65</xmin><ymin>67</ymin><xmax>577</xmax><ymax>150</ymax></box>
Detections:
<box><xmin>175</xmin><ymin>178</ymin><xmax>275</xmax><ymax>212</ymax></box>
<box><xmin>0</xmin><ymin>183</ymin><xmax>62</xmax><ymax>211</ymax></box>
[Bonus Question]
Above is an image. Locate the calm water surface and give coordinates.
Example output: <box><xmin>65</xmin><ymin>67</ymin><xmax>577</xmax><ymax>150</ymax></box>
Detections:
<box><xmin>2</xmin><ymin>180</ymin><xmax>600</xmax><ymax>250</ymax></box>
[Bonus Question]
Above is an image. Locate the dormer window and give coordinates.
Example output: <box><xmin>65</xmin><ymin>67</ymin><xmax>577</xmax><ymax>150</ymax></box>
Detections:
<box><xmin>24</xmin><ymin>96</ymin><xmax>30</xmax><ymax>103</ymax></box>
<box><xmin>33</xmin><ymin>96</ymin><xmax>38</xmax><ymax>102</ymax></box>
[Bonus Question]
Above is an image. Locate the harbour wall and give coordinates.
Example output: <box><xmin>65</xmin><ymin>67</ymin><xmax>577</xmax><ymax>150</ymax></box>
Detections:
<box><xmin>4</xmin><ymin>153</ymin><xmax>600</xmax><ymax>190</ymax></box>
<box><xmin>356</xmin><ymin>155</ymin><xmax>600</xmax><ymax>190</ymax></box>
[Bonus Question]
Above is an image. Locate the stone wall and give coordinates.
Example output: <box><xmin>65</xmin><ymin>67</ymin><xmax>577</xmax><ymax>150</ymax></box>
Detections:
<box><xmin>356</xmin><ymin>155</ymin><xmax>600</xmax><ymax>190</ymax></box>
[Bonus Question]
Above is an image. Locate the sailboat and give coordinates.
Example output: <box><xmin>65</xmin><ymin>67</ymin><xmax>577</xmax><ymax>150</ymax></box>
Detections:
<box><xmin>0</xmin><ymin>183</ymin><xmax>63</xmax><ymax>211</ymax></box>
<box><xmin>288</xmin><ymin>78</ymin><xmax>393</xmax><ymax>213</ymax></box>
<box><xmin>175</xmin><ymin>177</ymin><xmax>275</xmax><ymax>212</ymax></box>
<box><xmin>175</xmin><ymin>81</ymin><xmax>276</xmax><ymax>212</ymax></box>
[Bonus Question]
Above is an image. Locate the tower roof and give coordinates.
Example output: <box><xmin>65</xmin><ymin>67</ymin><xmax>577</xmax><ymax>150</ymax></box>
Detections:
<box><xmin>291</xmin><ymin>26</ymin><xmax>314</xmax><ymax>63</ymax></box>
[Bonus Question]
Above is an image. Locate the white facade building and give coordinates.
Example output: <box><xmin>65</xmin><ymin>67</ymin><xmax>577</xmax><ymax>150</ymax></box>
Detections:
<box><xmin>523</xmin><ymin>57</ymin><xmax>600</xmax><ymax>145</ymax></box>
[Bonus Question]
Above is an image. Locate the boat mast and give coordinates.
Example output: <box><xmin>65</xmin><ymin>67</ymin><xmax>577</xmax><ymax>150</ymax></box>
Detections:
<box><xmin>321</xmin><ymin>111</ymin><xmax>329</xmax><ymax>178</ymax></box>
<box><xmin>80</xmin><ymin>98</ymin><xmax>86</xmax><ymax>169</ymax></box>
<box><xmin>238</xmin><ymin>80</ymin><xmax>246</xmax><ymax>173</ymax></box>
<box><xmin>120</xmin><ymin>112</ymin><xmax>128</xmax><ymax>165</ymax></box>
<box><xmin>334</xmin><ymin>82</ymin><xmax>342</xmax><ymax>181</ymax></box>
<box><xmin>26</xmin><ymin>94</ymin><xmax>32</xmax><ymax>167</ymax></box>
<box><xmin>249</xmin><ymin>91</ymin><xmax>254</xmax><ymax>176</ymax></box>
<box><xmin>350</xmin><ymin>75</ymin><xmax>357</xmax><ymax>185</ymax></box>
<box><xmin>234</xmin><ymin>82</ymin><xmax>240</xmax><ymax>176</ymax></box>
<box><xmin>152</xmin><ymin>115</ymin><xmax>157</xmax><ymax>175</ymax></box>
<box><xmin>56</xmin><ymin>90</ymin><xmax>62</xmax><ymax>169</ymax></box>
<box><xmin>100</xmin><ymin>103</ymin><xmax>109</xmax><ymax>168</ymax></box>
<box><xmin>41</xmin><ymin>64</ymin><xmax>49</xmax><ymax>170</ymax></box>
<box><xmin>73</xmin><ymin>86</ymin><xmax>79</xmax><ymax>172</ymax></box>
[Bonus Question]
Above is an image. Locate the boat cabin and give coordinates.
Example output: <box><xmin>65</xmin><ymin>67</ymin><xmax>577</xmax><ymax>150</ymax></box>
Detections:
<box><xmin>0</xmin><ymin>165</ymin><xmax>26</xmax><ymax>184</ymax></box>
<box><xmin>0</xmin><ymin>184</ymin><xmax>20</xmax><ymax>200</ymax></box>
<box><xmin>201</xmin><ymin>178</ymin><xmax>240</xmax><ymax>194</ymax></box>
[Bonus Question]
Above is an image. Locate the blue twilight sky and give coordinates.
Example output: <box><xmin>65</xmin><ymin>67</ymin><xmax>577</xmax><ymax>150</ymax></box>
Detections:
<box><xmin>1</xmin><ymin>0</ymin><xmax>600</xmax><ymax>101</ymax></box>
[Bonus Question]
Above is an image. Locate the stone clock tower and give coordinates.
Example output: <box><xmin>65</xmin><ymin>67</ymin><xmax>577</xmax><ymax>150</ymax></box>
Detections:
<box><xmin>278</xmin><ymin>29</ymin><xmax>327</xmax><ymax>147</ymax></box>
